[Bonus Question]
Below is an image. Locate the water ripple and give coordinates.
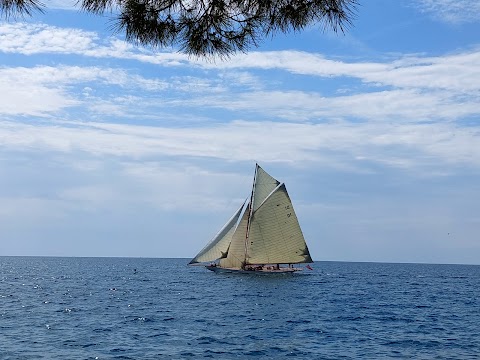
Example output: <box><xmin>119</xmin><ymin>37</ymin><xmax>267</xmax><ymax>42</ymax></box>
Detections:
<box><xmin>1</xmin><ymin>258</ymin><xmax>479</xmax><ymax>359</ymax></box>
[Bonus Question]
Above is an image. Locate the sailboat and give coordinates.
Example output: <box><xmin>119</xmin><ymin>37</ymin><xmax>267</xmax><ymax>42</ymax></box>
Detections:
<box><xmin>189</xmin><ymin>164</ymin><xmax>313</xmax><ymax>273</ymax></box>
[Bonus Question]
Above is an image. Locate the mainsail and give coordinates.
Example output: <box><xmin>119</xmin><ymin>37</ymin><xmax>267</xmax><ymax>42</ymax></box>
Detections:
<box><xmin>246</xmin><ymin>183</ymin><xmax>312</xmax><ymax>265</ymax></box>
<box><xmin>189</xmin><ymin>164</ymin><xmax>312</xmax><ymax>269</ymax></box>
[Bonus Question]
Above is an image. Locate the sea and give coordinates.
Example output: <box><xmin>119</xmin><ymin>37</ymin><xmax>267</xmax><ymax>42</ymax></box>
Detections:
<box><xmin>1</xmin><ymin>257</ymin><xmax>479</xmax><ymax>359</ymax></box>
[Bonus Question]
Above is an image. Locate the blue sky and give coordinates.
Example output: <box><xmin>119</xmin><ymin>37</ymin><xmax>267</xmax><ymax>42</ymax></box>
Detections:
<box><xmin>0</xmin><ymin>0</ymin><xmax>479</xmax><ymax>264</ymax></box>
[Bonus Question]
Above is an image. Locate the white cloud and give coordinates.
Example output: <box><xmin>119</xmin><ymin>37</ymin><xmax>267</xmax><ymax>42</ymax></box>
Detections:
<box><xmin>0</xmin><ymin>23</ymin><xmax>97</xmax><ymax>54</ymax></box>
<box><xmin>214</xmin><ymin>50</ymin><xmax>480</xmax><ymax>94</ymax></box>
<box><xmin>416</xmin><ymin>0</ymin><xmax>480</xmax><ymax>24</ymax></box>
<box><xmin>0</xmin><ymin>22</ymin><xmax>190</xmax><ymax>65</ymax></box>
<box><xmin>0</xmin><ymin>83</ymin><xmax>77</xmax><ymax>116</ymax></box>
<box><xmin>0</xmin><ymin>154</ymin><xmax>249</xmax><ymax>216</ymax></box>
<box><xmin>175</xmin><ymin>88</ymin><xmax>479</xmax><ymax>122</ymax></box>
<box><xmin>44</xmin><ymin>0</ymin><xmax>77</xmax><ymax>10</ymax></box>
<box><xmin>120</xmin><ymin>162</ymin><xmax>250</xmax><ymax>212</ymax></box>
<box><xmin>2</xmin><ymin>22</ymin><xmax>478</xmax><ymax>125</ymax></box>
<box><xmin>3</xmin><ymin>23</ymin><xmax>480</xmax><ymax>95</ymax></box>
<box><xmin>0</xmin><ymin>65</ymin><xmax>190</xmax><ymax>116</ymax></box>
<box><xmin>1</xmin><ymin>119</ymin><xmax>479</xmax><ymax>170</ymax></box>
<box><xmin>0</xmin><ymin>65</ymin><xmax>168</xmax><ymax>89</ymax></box>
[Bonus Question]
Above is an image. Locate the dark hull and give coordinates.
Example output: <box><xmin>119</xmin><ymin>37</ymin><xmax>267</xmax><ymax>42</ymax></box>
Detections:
<box><xmin>205</xmin><ymin>265</ymin><xmax>302</xmax><ymax>274</ymax></box>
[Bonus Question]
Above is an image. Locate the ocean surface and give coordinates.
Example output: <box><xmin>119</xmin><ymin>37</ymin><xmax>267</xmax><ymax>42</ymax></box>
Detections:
<box><xmin>1</xmin><ymin>257</ymin><xmax>479</xmax><ymax>359</ymax></box>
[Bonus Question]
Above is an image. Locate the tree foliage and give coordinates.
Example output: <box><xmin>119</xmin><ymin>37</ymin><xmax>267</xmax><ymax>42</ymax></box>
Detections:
<box><xmin>1</xmin><ymin>0</ymin><xmax>43</xmax><ymax>18</ymax></box>
<box><xmin>1</xmin><ymin>0</ymin><xmax>357</xmax><ymax>57</ymax></box>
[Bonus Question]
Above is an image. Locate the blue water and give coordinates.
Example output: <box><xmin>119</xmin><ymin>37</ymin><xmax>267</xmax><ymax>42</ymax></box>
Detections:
<box><xmin>1</xmin><ymin>258</ymin><xmax>479</xmax><ymax>359</ymax></box>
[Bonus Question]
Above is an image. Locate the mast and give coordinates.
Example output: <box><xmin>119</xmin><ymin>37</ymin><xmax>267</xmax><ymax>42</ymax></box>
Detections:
<box><xmin>243</xmin><ymin>163</ymin><xmax>258</xmax><ymax>267</ymax></box>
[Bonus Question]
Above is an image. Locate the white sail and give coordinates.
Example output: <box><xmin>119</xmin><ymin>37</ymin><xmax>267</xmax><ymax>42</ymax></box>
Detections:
<box><xmin>219</xmin><ymin>204</ymin><xmax>250</xmax><ymax>269</ymax></box>
<box><xmin>189</xmin><ymin>201</ymin><xmax>245</xmax><ymax>264</ymax></box>
<box><xmin>252</xmin><ymin>164</ymin><xmax>280</xmax><ymax>211</ymax></box>
<box><xmin>246</xmin><ymin>183</ymin><xmax>312</xmax><ymax>265</ymax></box>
